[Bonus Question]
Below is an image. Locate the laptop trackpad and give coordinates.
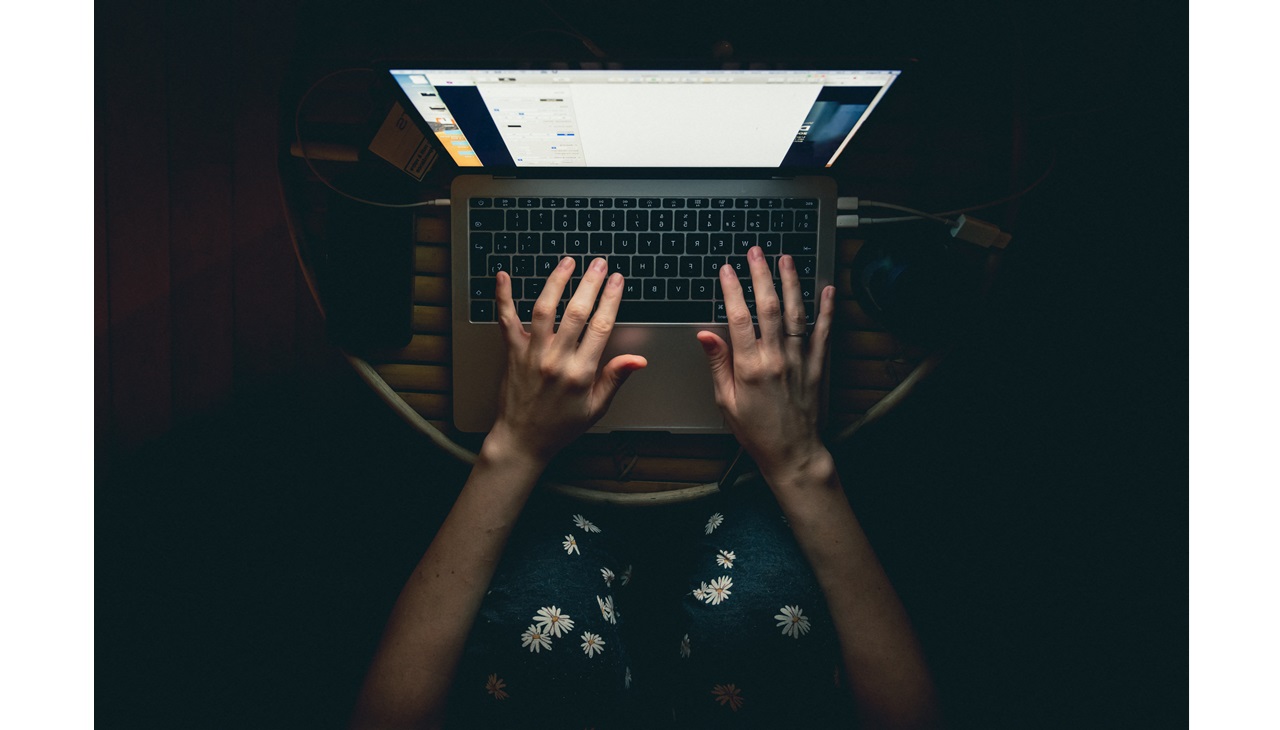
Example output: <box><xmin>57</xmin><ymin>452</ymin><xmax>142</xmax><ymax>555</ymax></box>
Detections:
<box><xmin>589</xmin><ymin>325</ymin><xmax>726</xmax><ymax>433</ymax></box>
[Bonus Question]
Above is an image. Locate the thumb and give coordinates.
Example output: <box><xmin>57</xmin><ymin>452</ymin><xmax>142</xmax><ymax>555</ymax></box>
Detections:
<box><xmin>594</xmin><ymin>354</ymin><xmax>648</xmax><ymax>413</ymax></box>
<box><xmin>696</xmin><ymin>331</ymin><xmax>734</xmax><ymax>406</ymax></box>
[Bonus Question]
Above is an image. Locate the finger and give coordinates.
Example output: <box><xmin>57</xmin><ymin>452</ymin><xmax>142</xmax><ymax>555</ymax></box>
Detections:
<box><xmin>494</xmin><ymin>271</ymin><xmax>527</xmax><ymax>349</ymax></box>
<box><xmin>577</xmin><ymin>271</ymin><xmax>624</xmax><ymax>366</ymax></box>
<box><xmin>556</xmin><ymin>257</ymin><xmax>609</xmax><ymax>352</ymax></box>
<box><xmin>806</xmin><ymin>285</ymin><xmax>837</xmax><ymax>384</ymax></box>
<box><xmin>748</xmin><ymin>246</ymin><xmax>782</xmax><ymax>345</ymax></box>
<box><xmin>778</xmin><ymin>254</ymin><xmax>807</xmax><ymax>361</ymax></box>
<box><xmin>719</xmin><ymin>263</ymin><xmax>758</xmax><ymax>358</ymax></box>
<box><xmin>696</xmin><ymin>331</ymin><xmax>735</xmax><ymax>410</ymax></box>
<box><xmin>531</xmin><ymin>256</ymin><xmax>575</xmax><ymax>342</ymax></box>
<box><xmin>591</xmin><ymin>353</ymin><xmax>648</xmax><ymax>417</ymax></box>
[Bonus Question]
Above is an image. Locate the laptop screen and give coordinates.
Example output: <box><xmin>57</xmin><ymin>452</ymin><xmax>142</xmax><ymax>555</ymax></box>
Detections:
<box><xmin>388</xmin><ymin>68</ymin><xmax>900</xmax><ymax>169</ymax></box>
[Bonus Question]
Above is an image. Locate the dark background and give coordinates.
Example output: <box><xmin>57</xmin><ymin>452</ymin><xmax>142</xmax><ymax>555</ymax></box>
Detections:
<box><xmin>98</xmin><ymin>0</ymin><xmax>1187</xmax><ymax>727</ymax></box>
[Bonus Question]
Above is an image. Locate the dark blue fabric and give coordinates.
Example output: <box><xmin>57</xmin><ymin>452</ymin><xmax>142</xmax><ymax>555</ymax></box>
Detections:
<box><xmin>446</xmin><ymin>478</ymin><xmax>853</xmax><ymax>729</ymax></box>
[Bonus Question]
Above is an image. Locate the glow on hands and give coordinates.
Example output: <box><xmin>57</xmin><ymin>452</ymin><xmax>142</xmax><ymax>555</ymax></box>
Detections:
<box><xmin>489</xmin><ymin>256</ymin><xmax>647</xmax><ymax>465</ymax></box>
<box><xmin>697</xmin><ymin>246</ymin><xmax>836</xmax><ymax>484</ymax></box>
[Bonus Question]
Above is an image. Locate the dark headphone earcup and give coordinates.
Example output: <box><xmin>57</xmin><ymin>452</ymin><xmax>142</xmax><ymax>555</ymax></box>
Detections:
<box><xmin>851</xmin><ymin>233</ymin><xmax>983</xmax><ymax>345</ymax></box>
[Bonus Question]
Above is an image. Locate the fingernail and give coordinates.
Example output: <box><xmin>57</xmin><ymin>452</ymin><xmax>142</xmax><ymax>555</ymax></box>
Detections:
<box><xmin>780</xmin><ymin>255</ymin><xmax>794</xmax><ymax>270</ymax></box>
<box><xmin>748</xmin><ymin>246</ymin><xmax>762</xmax><ymax>261</ymax></box>
<box><xmin>559</xmin><ymin>256</ymin><xmax>573</xmax><ymax>270</ymax></box>
<box><xmin>609</xmin><ymin>272</ymin><xmax>623</xmax><ymax>287</ymax></box>
<box><xmin>591</xmin><ymin>257</ymin><xmax>607</xmax><ymax>273</ymax></box>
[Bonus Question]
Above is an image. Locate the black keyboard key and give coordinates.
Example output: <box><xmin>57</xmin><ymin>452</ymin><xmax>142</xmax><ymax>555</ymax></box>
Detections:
<box><xmin>602</xmin><ymin>210</ymin><xmax>625</xmax><ymax>231</ymax></box>
<box><xmin>799</xmin><ymin>279</ymin><xmax>816</xmax><ymax>300</ymax></box>
<box><xmin>518</xmin><ymin>197</ymin><xmax>540</xmax><ymax>208</ymax></box>
<box><xmin>668</xmin><ymin>279</ymin><xmax>691</xmax><ymax>299</ymax></box>
<box><xmin>733</xmin><ymin>233</ymin><xmax>756</xmax><ymax>255</ymax></box>
<box><xmin>487</xmin><ymin>255</ymin><xmax>511</xmax><ymax>276</ymax></box>
<box><xmin>517</xmin><ymin>300</ymin><xmax>535</xmax><ymax>321</ymax></box>
<box><xmin>607</xmin><ymin>256</ymin><xmax>631</xmax><ymax>276</ymax></box>
<box><xmin>691</xmin><ymin>279</ymin><xmax>714</xmax><ymax>300</ymax></box>
<box><xmin>687</xmin><ymin>198</ymin><xmax>710</xmax><ymax>209</ymax></box>
<box><xmin>627</xmin><ymin>210</ymin><xmax>649</xmax><ymax>231</ymax></box>
<box><xmin>470</xmin><ymin>277</ymin><xmax>495</xmax><ymax>299</ymax></box>
<box><xmin>662</xmin><ymin>198</ymin><xmax>684</xmax><ymax>208</ymax></box>
<box><xmin>567</xmin><ymin>197</ymin><xmax>589</xmax><ymax>208</ymax></box>
<box><xmin>614</xmin><ymin>232</ymin><xmax>637</xmax><ymax>255</ymax></box>
<box><xmin>674</xmin><ymin>210</ymin><xmax>696</xmax><ymax>232</ymax></box>
<box><xmin>509</xmin><ymin>278</ymin><xmax>523</xmax><ymax>299</ymax></box>
<box><xmin>566</xmin><ymin>232</ymin><xmax>589</xmax><ymax>254</ymax></box>
<box><xmin>785</xmin><ymin>198</ymin><xmax>818</xmax><ymax>209</ymax></box>
<box><xmin>495</xmin><ymin>197</ymin><xmax>517</xmax><ymax>208</ymax></box>
<box><xmin>525</xmin><ymin>278</ymin><xmax>544</xmax><ymax>299</ymax></box>
<box><xmin>710</xmin><ymin>233</ymin><xmax>732</xmax><ymax>255</ymax></box>
<box><xmin>530</xmin><ymin>209</ymin><xmax>553</xmax><ymax>231</ymax></box>
<box><xmin>721</xmin><ymin>210</ymin><xmax>744</xmax><ymax>232</ymax></box>
<box><xmin>699</xmin><ymin>210</ymin><xmax>722</xmax><ymax>231</ymax></box>
<box><xmin>614</xmin><ymin>197</ymin><xmax>637</xmax><ymax>209</ymax></box>
<box><xmin>512</xmin><ymin>255</ymin><xmax>534</xmax><ymax>277</ymax></box>
<box><xmin>794</xmin><ymin>255</ymin><xmax>817</xmax><ymax>277</ymax></box>
<box><xmin>589</xmin><ymin>232</ymin><xmax>613</xmax><ymax>254</ymax></box>
<box><xmin>542</xmin><ymin>197</ymin><xmax>566</xmax><ymax>208</ymax></box>
<box><xmin>471</xmin><ymin>300</ymin><xmax>494</xmax><ymax>321</ymax></box>
<box><xmin>656</xmin><ymin>256</ymin><xmax>679</xmax><ymax>277</ymax></box>
<box><xmin>680</xmin><ymin>256</ymin><xmax>702</xmax><ymax>278</ymax></box>
<box><xmin>541</xmin><ymin>232</ymin><xmax>565</xmax><ymax>253</ymax></box>
<box><xmin>470</xmin><ymin>197</ymin><xmax>493</xmax><ymax>208</ymax></box>
<box><xmin>727</xmin><ymin>256</ymin><xmax>749</xmax><ymax>277</ymax></box>
<box><xmin>578</xmin><ymin>210</ymin><xmax>601</xmax><ymax>231</ymax></box>
<box><xmin>535</xmin><ymin>255</ymin><xmax>559</xmax><ymax>277</ymax></box>
<box><xmin>794</xmin><ymin>209</ymin><xmax>817</xmax><ymax>232</ymax></box>
<box><xmin>616</xmin><ymin>301</ymin><xmax>713</xmax><ymax>323</ymax></box>
<box><xmin>642</xmin><ymin>279</ymin><xmax>666</xmax><ymax>299</ymax></box>
<box><xmin>705</xmin><ymin>258</ymin><xmax>726</xmax><ymax>277</ymax></box>
<box><xmin>638</xmin><ymin>233</ymin><xmax>661</xmax><ymax>255</ymax></box>
<box><xmin>747</xmin><ymin>210</ymin><xmax>769</xmax><ymax>231</ymax></box>
<box><xmin>661</xmin><ymin>233</ymin><xmax>685</xmax><ymax>254</ymax></box>
<box><xmin>734</xmin><ymin>198</ymin><xmax>758</xmax><ymax>209</ymax></box>
<box><xmin>651</xmin><ymin>210</ymin><xmax>673</xmax><ymax>231</ymax></box>
<box><xmin>711</xmin><ymin>198</ymin><xmax>733</xmax><ymax>209</ymax></box>
<box><xmin>590</xmin><ymin>197</ymin><xmax>612</xmax><ymax>208</ymax></box>
<box><xmin>782</xmin><ymin>232</ymin><xmax>818</xmax><ymax>255</ymax></box>
<box><xmin>770</xmin><ymin>210</ymin><xmax>794</xmax><ymax>231</ymax></box>
<box><xmin>469</xmin><ymin>232</ymin><xmax>493</xmax><ymax>272</ymax></box>
<box><xmin>760</xmin><ymin>197</ymin><xmax>783</xmax><ymax>209</ymax></box>
<box><xmin>639</xmin><ymin>197</ymin><xmax>661</xmax><ymax>209</ymax></box>
<box><xmin>804</xmin><ymin>301</ymin><xmax>815</xmax><ymax>323</ymax></box>
<box><xmin>518</xmin><ymin>232</ymin><xmax>540</xmax><ymax>253</ymax></box>
<box><xmin>633</xmin><ymin>256</ymin><xmax>655</xmax><ymax>277</ymax></box>
<box><xmin>714</xmin><ymin>300</ymin><xmax>728</xmax><ymax>322</ymax></box>
<box><xmin>494</xmin><ymin>232</ymin><xmax>517</xmax><ymax>253</ymax></box>
<box><xmin>759</xmin><ymin>233</ymin><xmax>781</xmax><ymax>255</ymax></box>
<box><xmin>555</xmin><ymin>210</ymin><xmax>576</xmax><ymax>231</ymax></box>
<box><xmin>470</xmin><ymin>209</ymin><xmax>505</xmax><ymax>231</ymax></box>
<box><xmin>622</xmin><ymin>280</ymin><xmax>642</xmax><ymax>299</ymax></box>
<box><xmin>686</xmin><ymin>233</ymin><xmax>709</xmax><ymax>255</ymax></box>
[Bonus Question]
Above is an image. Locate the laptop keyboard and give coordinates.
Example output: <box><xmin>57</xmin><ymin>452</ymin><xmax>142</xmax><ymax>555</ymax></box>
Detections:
<box><xmin>466</xmin><ymin>196</ymin><xmax>821</xmax><ymax>324</ymax></box>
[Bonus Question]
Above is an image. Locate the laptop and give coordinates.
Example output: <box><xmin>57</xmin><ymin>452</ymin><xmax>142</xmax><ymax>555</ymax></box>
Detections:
<box><xmin>386</xmin><ymin>65</ymin><xmax>901</xmax><ymax>433</ymax></box>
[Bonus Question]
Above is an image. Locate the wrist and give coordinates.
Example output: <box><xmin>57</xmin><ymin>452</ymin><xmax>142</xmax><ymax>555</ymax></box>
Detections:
<box><xmin>478</xmin><ymin>426</ymin><xmax>549</xmax><ymax>478</ymax></box>
<box><xmin>759</xmin><ymin>445</ymin><xmax>837</xmax><ymax>494</ymax></box>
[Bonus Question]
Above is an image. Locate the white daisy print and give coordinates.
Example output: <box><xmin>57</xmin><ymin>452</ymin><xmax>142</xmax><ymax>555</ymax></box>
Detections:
<box><xmin>520</xmin><ymin>623</ymin><xmax>552</xmax><ymax>653</ymax></box>
<box><xmin>679</xmin><ymin>633</ymin><xmax>691</xmax><ymax>658</ymax></box>
<box><xmin>572</xmin><ymin>514</ymin><xmax>602</xmax><ymax>533</ymax></box>
<box><xmin>562</xmin><ymin>534</ymin><xmax>580</xmax><ymax>555</ymax></box>
<box><xmin>691</xmin><ymin>582</ymin><xmax>710</xmax><ymax>602</ymax></box>
<box><xmin>597</xmin><ymin>594</ymin><xmax>617</xmax><ymax>624</ymax></box>
<box><xmin>705</xmin><ymin>512</ymin><xmax>724</xmax><ymax>535</ymax></box>
<box><xmin>533</xmin><ymin>606</ymin><xmax>574</xmax><ymax>638</ymax></box>
<box><xmin>706</xmin><ymin>575</ymin><xmax>733</xmax><ymax>605</ymax></box>
<box><xmin>774</xmin><ymin>605</ymin><xmax>812</xmax><ymax>639</ymax></box>
<box><xmin>715</xmin><ymin>549</ymin><xmax>736</xmax><ymax>569</ymax></box>
<box><xmin>485</xmin><ymin>673</ymin><xmax>508</xmax><ymax>700</ymax></box>
<box><xmin>600</xmin><ymin>566</ymin><xmax>615</xmax><ymax>587</ymax></box>
<box><xmin>580</xmin><ymin>631</ymin><xmax>606</xmax><ymax>658</ymax></box>
<box><xmin>621</xmin><ymin>564</ymin><xmax>632</xmax><ymax>586</ymax></box>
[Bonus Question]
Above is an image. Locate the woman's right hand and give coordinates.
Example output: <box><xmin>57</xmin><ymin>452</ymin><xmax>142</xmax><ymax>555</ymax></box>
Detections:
<box><xmin>697</xmin><ymin>246</ymin><xmax>837</xmax><ymax>489</ymax></box>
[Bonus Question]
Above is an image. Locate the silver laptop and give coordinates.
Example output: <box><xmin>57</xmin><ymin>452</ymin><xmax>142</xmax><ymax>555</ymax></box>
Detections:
<box><xmin>388</xmin><ymin>67</ymin><xmax>901</xmax><ymax>433</ymax></box>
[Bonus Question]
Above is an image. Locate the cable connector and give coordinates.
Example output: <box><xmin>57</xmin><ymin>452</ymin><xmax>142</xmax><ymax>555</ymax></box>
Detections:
<box><xmin>836</xmin><ymin>214</ymin><xmax>861</xmax><ymax>229</ymax></box>
<box><xmin>950</xmin><ymin>214</ymin><xmax>1011</xmax><ymax>249</ymax></box>
<box><xmin>836</xmin><ymin>196</ymin><xmax>859</xmax><ymax>211</ymax></box>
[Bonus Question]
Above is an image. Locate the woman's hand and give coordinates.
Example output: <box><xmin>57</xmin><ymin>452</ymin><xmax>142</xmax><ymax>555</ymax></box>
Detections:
<box><xmin>697</xmin><ymin>246</ymin><xmax>836</xmax><ymax>488</ymax></box>
<box><xmin>485</xmin><ymin>256</ymin><xmax>647</xmax><ymax>467</ymax></box>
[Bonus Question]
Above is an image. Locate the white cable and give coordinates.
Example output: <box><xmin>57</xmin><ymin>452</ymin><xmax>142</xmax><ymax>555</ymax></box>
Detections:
<box><xmin>857</xmin><ymin>201</ymin><xmax>957</xmax><ymax>226</ymax></box>
<box><xmin>294</xmin><ymin>67</ymin><xmax>449</xmax><ymax>209</ymax></box>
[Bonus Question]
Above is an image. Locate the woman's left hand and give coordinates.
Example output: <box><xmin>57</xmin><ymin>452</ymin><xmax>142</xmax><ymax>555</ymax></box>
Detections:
<box><xmin>485</xmin><ymin>256</ymin><xmax>647</xmax><ymax>467</ymax></box>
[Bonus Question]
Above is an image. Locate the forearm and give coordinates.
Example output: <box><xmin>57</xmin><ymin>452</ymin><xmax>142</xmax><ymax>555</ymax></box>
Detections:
<box><xmin>351</xmin><ymin>440</ymin><xmax>545</xmax><ymax>730</ymax></box>
<box><xmin>766</xmin><ymin>452</ymin><xmax>941</xmax><ymax>730</ymax></box>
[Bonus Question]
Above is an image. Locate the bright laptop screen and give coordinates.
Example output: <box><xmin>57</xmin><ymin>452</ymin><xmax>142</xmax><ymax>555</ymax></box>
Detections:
<box><xmin>389</xmin><ymin>68</ymin><xmax>900</xmax><ymax>168</ymax></box>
